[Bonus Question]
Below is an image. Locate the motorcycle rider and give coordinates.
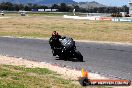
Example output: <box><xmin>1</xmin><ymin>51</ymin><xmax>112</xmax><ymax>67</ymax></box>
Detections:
<box><xmin>49</xmin><ymin>31</ymin><xmax>62</xmax><ymax>56</ymax></box>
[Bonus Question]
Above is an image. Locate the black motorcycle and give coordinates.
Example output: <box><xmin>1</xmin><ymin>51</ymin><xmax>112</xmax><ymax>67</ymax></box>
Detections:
<box><xmin>49</xmin><ymin>36</ymin><xmax>83</xmax><ymax>62</ymax></box>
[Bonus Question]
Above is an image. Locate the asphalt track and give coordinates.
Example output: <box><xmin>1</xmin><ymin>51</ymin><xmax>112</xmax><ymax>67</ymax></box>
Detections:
<box><xmin>0</xmin><ymin>37</ymin><xmax>132</xmax><ymax>80</ymax></box>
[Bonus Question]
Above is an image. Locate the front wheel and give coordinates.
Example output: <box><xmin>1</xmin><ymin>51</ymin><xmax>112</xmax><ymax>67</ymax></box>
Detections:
<box><xmin>75</xmin><ymin>50</ymin><xmax>83</xmax><ymax>62</ymax></box>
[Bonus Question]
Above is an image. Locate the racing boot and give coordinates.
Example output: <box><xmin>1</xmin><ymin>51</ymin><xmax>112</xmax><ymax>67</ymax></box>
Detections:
<box><xmin>52</xmin><ymin>50</ymin><xmax>57</xmax><ymax>56</ymax></box>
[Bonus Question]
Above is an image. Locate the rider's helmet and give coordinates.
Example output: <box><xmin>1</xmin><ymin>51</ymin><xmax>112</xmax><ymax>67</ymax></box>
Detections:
<box><xmin>52</xmin><ymin>31</ymin><xmax>59</xmax><ymax>37</ymax></box>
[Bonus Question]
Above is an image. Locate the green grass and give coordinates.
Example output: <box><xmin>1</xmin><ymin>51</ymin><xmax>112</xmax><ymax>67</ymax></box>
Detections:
<box><xmin>0</xmin><ymin>65</ymin><xmax>76</xmax><ymax>88</ymax></box>
<box><xmin>0</xmin><ymin>65</ymin><xmax>112</xmax><ymax>88</ymax></box>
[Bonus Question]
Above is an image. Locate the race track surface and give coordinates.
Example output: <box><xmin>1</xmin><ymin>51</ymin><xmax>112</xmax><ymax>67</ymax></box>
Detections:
<box><xmin>0</xmin><ymin>37</ymin><xmax>132</xmax><ymax>80</ymax></box>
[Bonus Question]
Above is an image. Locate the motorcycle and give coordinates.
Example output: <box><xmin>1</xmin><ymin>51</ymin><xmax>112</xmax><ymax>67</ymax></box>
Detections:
<box><xmin>49</xmin><ymin>36</ymin><xmax>83</xmax><ymax>62</ymax></box>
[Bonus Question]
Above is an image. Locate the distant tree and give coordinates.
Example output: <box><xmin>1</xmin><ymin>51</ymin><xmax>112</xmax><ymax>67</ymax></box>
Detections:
<box><xmin>73</xmin><ymin>5</ymin><xmax>80</xmax><ymax>12</ymax></box>
<box><xmin>19</xmin><ymin>4</ymin><xmax>24</xmax><ymax>10</ymax></box>
<box><xmin>24</xmin><ymin>5</ymin><xmax>30</xmax><ymax>11</ymax></box>
<box><xmin>27</xmin><ymin>3</ymin><xmax>33</xmax><ymax>7</ymax></box>
<box><xmin>14</xmin><ymin>4</ymin><xmax>20</xmax><ymax>11</ymax></box>
<box><xmin>0</xmin><ymin>2</ymin><xmax>14</xmax><ymax>11</ymax></box>
<box><xmin>42</xmin><ymin>5</ymin><xmax>48</xmax><ymax>9</ymax></box>
<box><xmin>59</xmin><ymin>3</ymin><xmax>69</xmax><ymax>12</ymax></box>
<box><xmin>122</xmin><ymin>5</ymin><xmax>129</xmax><ymax>13</ymax></box>
<box><xmin>80</xmin><ymin>8</ymin><xmax>87</xmax><ymax>13</ymax></box>
<box><xmin>32</xmin><ymin>4</ymin><xmax>39</xmax><ymax>9</ymax></box>
<box><xmin>51</xmin><ymin>4</ymin><xmax>59</xmax><ymax>9</ymax></box>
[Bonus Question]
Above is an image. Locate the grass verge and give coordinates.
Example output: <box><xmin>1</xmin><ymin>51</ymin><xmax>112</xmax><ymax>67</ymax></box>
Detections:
<box><xmin>0</xmin><ymin>65</ymin><xmax>112</xmax><ymax>88</ymax></box>
<box><xmin>0</xmin><ymin>65</ymin><xmax>79</xmax><ymax>88</ymax></box>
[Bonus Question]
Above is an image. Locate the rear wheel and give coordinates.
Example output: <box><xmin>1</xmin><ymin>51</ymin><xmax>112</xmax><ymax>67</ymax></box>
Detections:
<box><xmin>75</xmin><ymin>51</ymin><xmax>83</xmax><ymax>62</ymax></box>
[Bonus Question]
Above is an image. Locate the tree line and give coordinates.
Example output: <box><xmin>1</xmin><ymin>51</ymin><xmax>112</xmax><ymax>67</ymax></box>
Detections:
<box><xmin>85</xmin><ymin>6</ymin><xmax>129</xmax><ymax>13</ymax></box>
<box><xmin>0</xmin><ymin>2</ymin><xmax>129</xmax><ymax>13</ymax></box>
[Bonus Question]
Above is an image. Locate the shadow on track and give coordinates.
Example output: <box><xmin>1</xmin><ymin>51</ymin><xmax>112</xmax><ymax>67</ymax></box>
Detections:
<box><xmin>55</xmin><ymin>57</ymin><xmax>85</xmax><ymax>62</ymax></box>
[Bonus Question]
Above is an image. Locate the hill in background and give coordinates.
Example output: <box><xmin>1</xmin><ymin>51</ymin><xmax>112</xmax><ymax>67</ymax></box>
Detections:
<box><xmin>0</xmin><ymin>0</ymin><xmax>107</xmax><ymax>8</ymax></box>
<box><xmin>77</xmin><ymin>1</ymin><xmax>106</xmax><ymax>8</ymax></box>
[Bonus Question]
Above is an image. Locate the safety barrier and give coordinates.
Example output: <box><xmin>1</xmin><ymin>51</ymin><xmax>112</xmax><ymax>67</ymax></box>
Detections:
<box><xmin>96</xmin><ymin>17</ymin><xmax>112</xmax><ymax>21</ymax></box>
<box><xmin>64</xmin><ymin>15</ymin><xmax>119</xmax><ymax>21</ymax></box>
<box><xmin>63</xmin><ymin>15</ymin><xmax>100</xmax><ymax>20</ymax></box>
<box><xmin>112</xmin><ymin>17</ymin><xmax>132</xmax><ymax>22</ymax></box>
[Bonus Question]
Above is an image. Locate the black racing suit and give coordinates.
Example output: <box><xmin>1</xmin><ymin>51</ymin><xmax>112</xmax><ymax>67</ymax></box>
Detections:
<box><xmin>49</xmin><ymin>35</ymin><xmax>62</xmax><ymax>56</ymax></box>
<box><xmin>49</xmin><ymin>35</ymin><xmax>61</xmax><ymax>48</ymax></box>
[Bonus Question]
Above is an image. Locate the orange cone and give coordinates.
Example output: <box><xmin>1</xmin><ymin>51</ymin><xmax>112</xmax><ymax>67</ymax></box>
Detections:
<box><xmin>84</xmin><ymin>71</ymin><xmax>88</xmax><ymax>77</ymax></box>
<box><xmin>82</xmin><ymin>68</ymin><xmax>89</xmax><ymax>77</ymax></box>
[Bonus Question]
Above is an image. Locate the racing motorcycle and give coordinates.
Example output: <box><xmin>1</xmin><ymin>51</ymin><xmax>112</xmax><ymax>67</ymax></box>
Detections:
<box><xmin>49</xmin><ymin>36</ymin><xmax>83</xmax><ymax>62</ymax></box>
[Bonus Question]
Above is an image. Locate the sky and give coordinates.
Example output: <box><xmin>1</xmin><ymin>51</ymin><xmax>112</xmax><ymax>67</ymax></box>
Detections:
<box><xmin>74</xmin><ymin>0</ymin><xmax>132</xmax><ymax>6</ymax></box>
